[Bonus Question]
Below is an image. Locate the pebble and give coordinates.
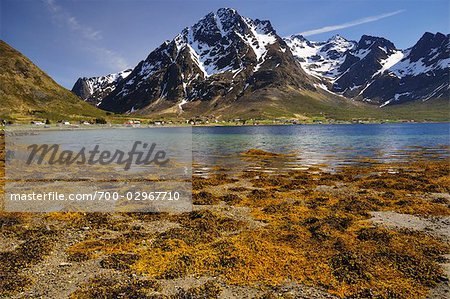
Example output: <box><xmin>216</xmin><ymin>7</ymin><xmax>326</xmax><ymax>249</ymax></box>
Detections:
<box><xmin>58</xmin><ymin>262</ymin><xmax>72</xmax><ymax>267</ymax></box>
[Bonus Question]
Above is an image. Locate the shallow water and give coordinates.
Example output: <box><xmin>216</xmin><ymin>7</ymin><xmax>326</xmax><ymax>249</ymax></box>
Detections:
<box><xmin>11</xmin><ymin>123</ymin><xmax>449</xmax><ymax>175</ymax></box>
<box><xmin>192</xmin><ymin>123</ymin><xmax>450</xmax><ymax>174</ymax></box>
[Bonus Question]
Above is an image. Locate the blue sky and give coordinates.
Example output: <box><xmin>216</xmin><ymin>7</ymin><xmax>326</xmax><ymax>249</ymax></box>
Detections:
<box><xmin>1</xmin><ymin>0</ymin><xmax>448</xmax><ymax>88</ymax></box>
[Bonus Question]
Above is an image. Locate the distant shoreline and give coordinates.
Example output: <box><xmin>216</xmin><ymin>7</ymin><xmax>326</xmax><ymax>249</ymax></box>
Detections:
<box><xmin>2</xmin><ymin>121</ymin><xmax>449</xmax><ymax>133</ymax></box>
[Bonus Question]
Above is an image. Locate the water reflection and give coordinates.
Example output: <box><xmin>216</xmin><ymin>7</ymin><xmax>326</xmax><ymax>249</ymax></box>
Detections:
<box><xmin>10</xmin><ymin>123</ymin><xmax>448</xmax><ymax>177</ymax></box>
<box><xmin>192</xmin><ymin>123</ymin><xmax>449</xmax><ymax>175</ymax></box>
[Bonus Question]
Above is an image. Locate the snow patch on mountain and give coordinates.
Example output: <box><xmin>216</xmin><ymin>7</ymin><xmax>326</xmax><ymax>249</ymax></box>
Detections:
<box><xmin>85</xmin><ymin>69</ymin><xmax>132</xmax><ymax>95</ymax></box>
<box><xmin>374</xmin><ymin>50</ymin><xmax>405</xmax><ymax>77</ymax></box>
<box><xmin>139</xmin><ymin>60</ymin><xmax>163</xmax><ymax>80</ymax></box>
<box><xmin>242</xmin><ymin>18</ymin><xmax>277</xmax><ymax>62</ymax></box>
<box><xmin>284</xmin><ymin>34</ymin><xmax>356</xmax><ymax>80</ymax></box>
<box><xmin>352</xmin><ymin>48</ymin><xmax>371</xmax><ymax>60</ymax></box>
<box><xmin>380</xmin><ymin>92</ymin><xmax>412</xmax><ymax>107</ymax></box>
<box><xmin>390</xmin><ymin>56</ymin><xmax>450</xmax><ymax>77</ymax></box>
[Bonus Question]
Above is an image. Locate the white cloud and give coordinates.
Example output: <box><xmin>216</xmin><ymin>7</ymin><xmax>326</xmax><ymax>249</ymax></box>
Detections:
<box><xmin>85</xmin><ymin>46</ymin><xmax>129</xmax><ymax>71</ymax></box>
<box><xmin>297</xmin><ymin>10</ymin><xmax>406</xmax><ymax>37</ymax></box>
<box><xmin>42</xmin><ymin>0</ymin><xmax>128</xmax><ymax>71</ymax></box>
<box><xmin>43</xmin><ymin>0</ymin><xmax>101</xmax><ymax>41</ymax></box>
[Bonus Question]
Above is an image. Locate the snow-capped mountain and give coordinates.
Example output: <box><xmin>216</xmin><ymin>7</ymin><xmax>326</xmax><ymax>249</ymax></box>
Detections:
<box><xmin>78</xmin><ymin>8</ymin><xmax>314</xmax><ymax>114</ymax></box>
<box><xmin>72</xmin><ymin>8</ymin><xmax>448</xmax><ymax>111</ymax></box>
<box><xmin>332</xmin><ymin>35</ymin><xmax>400</xmax><ymax>97</ymax></box>
<box><xmin>72</xmin><ymin>69</ymin><xmax>132</xmax><ymax>106</ymax></box>
<box><xmin>362</xmin><ymin>32</ymin><xmax>449</xmax><ymax>105</ymax></box>
<box><xmin>286</xmin><ymin>32</ymin><xmax>449</xmax><ymax>106</ymax></box>
<box><xmin>284</xmin><ymin>34</ymin><xmax>356</xmax><ymax>79</ymax></box>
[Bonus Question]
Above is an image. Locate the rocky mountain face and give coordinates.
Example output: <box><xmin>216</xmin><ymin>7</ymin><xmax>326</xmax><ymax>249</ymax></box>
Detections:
<box><xmin>73</xmin><ymin>8</ymin><xmax>315</xmax><ymax>114</ymax></box>
<box><xmin>71</xmin><ymin>69</ymin><xmax>132</xmax><ymax>106</ymax></box>
<box><xmin>362</xmin><ymin>32</ymin><xmax>449</xmax><ymax>106</ymax></box>
<box><xmin>284</xmin><ymin>34</ymin><xmax>357</xmax><ymax>80</ymax></box>
<box><xmin>72</xmin><ymin>8</ymin><xmax>449</xmax><ymax>112</ymax></box>
<box><xmin>286</xmin><ymin>32</ymin><xmax>449</xmax><ymax>106</ymax></box>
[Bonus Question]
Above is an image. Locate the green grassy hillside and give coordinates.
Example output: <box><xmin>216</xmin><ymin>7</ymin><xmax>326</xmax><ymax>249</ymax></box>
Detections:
<box><xmin>138</xmin><ymin>88</ymin><xmax>449</xmax><ymax>122</ymax></box>
<box><xmin>0</xmin><ymin>40</ymin><xmax>106</xmax><ymax>122</ymax></box>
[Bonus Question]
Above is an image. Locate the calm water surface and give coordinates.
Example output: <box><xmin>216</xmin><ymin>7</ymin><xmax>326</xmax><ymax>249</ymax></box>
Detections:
<box><xmin>14</xmin><ymin>123</ymin><xmax>449</xmax><ymax>174</ymax></box>
<box><xmin>192</xmin><ymin>123</ymin><xmax>449</xmax><ymax>174</ymax></box>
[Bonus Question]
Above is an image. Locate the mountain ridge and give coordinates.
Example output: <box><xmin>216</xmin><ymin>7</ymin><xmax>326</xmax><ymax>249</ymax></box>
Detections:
<box><xmin>70</xmin><ymin>8</ymin><xmax>449</xmax><ymax>115</ymax></box>
<box><xmin>95</xmin><ymin>8</ymin><xmax>318</xmax><ymax>115</ymax></box>
<box><xmin>286</xmin><ymin>31</ymin><xmax>449</xmax><ymax>105</ymax></box>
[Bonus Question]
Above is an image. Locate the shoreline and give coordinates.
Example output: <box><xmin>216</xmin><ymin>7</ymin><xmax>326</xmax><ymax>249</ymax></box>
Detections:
<box><xmin>1</xmin><ymin>154</ymin><xmax>449</xmax><ymax>298</ymax></box>
<box><xmin>1</xmin><ymin>131</ymin><xmax>449</xmax><ymax>298</ymax></box>
<box><xmin>3</xmin><ymin>121</ymin><xmax>450</xmax><ymax>132</ymax></box>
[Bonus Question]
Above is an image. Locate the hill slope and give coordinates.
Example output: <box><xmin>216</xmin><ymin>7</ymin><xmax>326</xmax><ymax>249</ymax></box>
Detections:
<box><xmin>0</xmin><ymin>40</ymin><xmax>105</xmax><ymax>121</ymax></box>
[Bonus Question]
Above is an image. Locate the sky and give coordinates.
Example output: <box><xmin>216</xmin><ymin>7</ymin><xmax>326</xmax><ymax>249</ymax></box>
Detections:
<box><xmin>1</xmin><ymin>0</ymin><xmax>449</xmax><ymax>89</ymax></box>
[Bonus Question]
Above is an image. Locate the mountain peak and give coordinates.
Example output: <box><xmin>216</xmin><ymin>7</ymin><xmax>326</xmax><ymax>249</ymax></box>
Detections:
<box><xmin>288</xmin><ymin>34</ymin><xmax>308</xmax><ymax>41</ymax></box>
<box><xmin>327</xmin><ymin>34</ymin><xmax>347</xmax><ymax>42</ymax></box>
<box><xmin>209</xmin><ymin>7</ymin><xmax>241</xmax><ymax>27</ymax></box>
<box><xmin>72</xmin><ymin>69</ymin><xmax>133</xmax><ymax>106</ymax></box>
<box><xmin>417</xmin><ymin>31</ymin><xmax>448</xmax><ymax>45</ymax></box>
<box><xmin>407</xmin><ymin>31</ymin><xmax>450</xmax><ymax>63</ymax></box>
<box><xmin>358</xmin><ymin>35</ymin><xmax>396</xmax><ymax>51</ymax></box>
<box><xmin>216</xmin><ymin>7</ymin><xmax>238</xmax><ymax>15</ymax></box>
<box><xmin>176</xmin><ymin>7</ymin><xmax>245</xmax><ymax>45</ymax></box>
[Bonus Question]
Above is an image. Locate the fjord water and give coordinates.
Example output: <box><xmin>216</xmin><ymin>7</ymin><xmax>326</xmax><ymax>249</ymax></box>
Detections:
<box><xmin>17</xmin><ymin>123</ymin><xmax>449</xmax><ymax>174</ymax></box>
<box><xmin>192</xmin><ymin>123</ymin><xmax>449</xmax><ymax>174</ymax></box>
